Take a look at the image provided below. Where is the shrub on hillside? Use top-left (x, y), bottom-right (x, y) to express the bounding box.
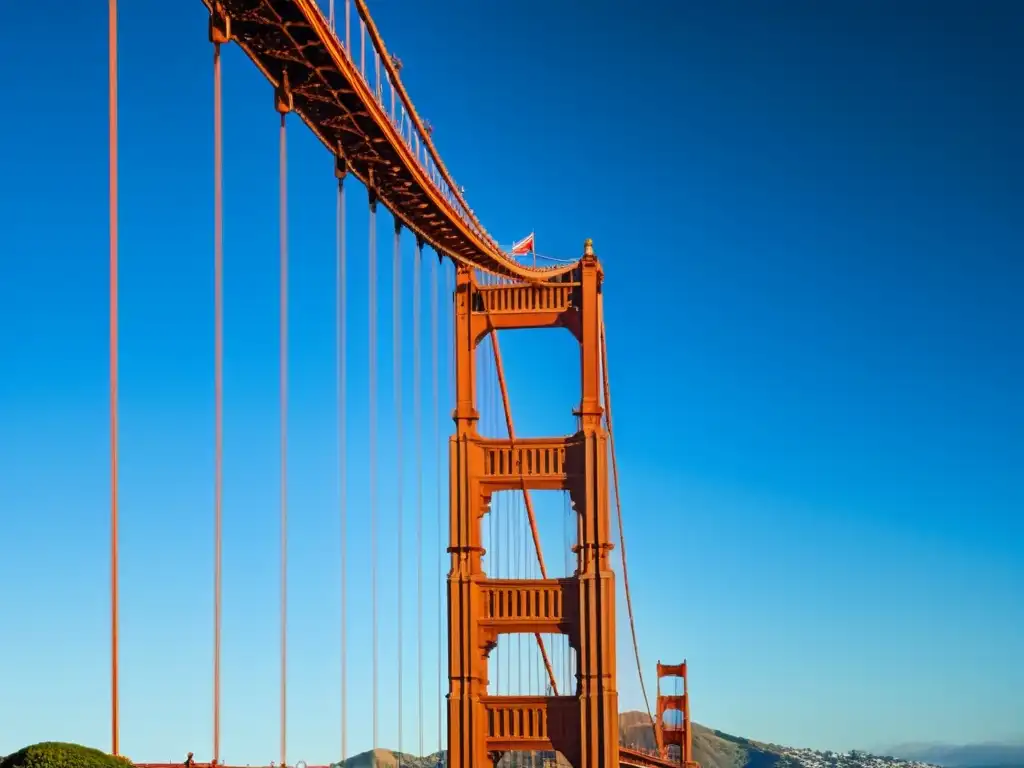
top-left (1, 742), bottom-right (132, 768)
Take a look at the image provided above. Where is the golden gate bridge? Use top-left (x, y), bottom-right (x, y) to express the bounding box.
top-left (97, 1), bottom-right (699, 767)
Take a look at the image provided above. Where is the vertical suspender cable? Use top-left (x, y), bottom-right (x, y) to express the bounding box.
top-left (337, 177), bottom-right (348, 763)
top-left (278, 113), bottom-right (290, 768)
top-left (108, 0), bottom-right (119, 753)
top-left (513, 319), bottom-right (523, 695)
top-left (566, 494), bottom-right (572, 693)
top-left (375, 52), bottom-right (381, 103)
top-left (445, 263), bottom-right (455, 766)
top-left (393, 222), bottom-right (403, 768)
top-left (511, 402), bottom-right (520, 691)
top-left (501, 333), bottom-right (509, 693)
top-left (414, 241), bottom-right (424, 759)
top-left (389, 73), bottom-right (396, 123)
top-left (565, 492), bottom-right (571, 694)
top-left (360, 20), bottom-right (366, 78)
top-left (518, 444), bottom-right (524, 696)
top-left (431, 254), bottom-right (442, 760)
top-left (490, 331), bottom-right (559, 695)
top-left (213, 38), bottom-right (224, 768)
top-left (368, 195), bottom-right (379, 755)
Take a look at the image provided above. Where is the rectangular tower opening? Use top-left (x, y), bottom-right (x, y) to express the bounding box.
top-left (482, 490), bottom-right (577, 581)
top-left (474, 328), bottom-right (582, 441)
top-left (487, 632), bottom-right (576, 698)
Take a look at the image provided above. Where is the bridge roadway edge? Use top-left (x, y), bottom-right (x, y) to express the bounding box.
top-left (136, 748), bottom-right (679, 768)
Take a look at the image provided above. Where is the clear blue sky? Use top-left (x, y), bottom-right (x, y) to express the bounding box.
top-left (1, 0), bottom-right (1021, 762)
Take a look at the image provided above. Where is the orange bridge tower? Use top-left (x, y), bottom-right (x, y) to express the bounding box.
top-left (655, 662), bottom-right (697, 767)
top-left (446, 240), bottom-right (619, 768)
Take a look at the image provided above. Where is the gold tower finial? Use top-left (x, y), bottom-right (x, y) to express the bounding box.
top-left (583, 238), bottom-right (594, 257)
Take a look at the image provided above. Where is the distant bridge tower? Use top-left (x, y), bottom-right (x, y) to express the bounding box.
top-left (446, 241), bottom-right (619, 768)
top-left (655, 662), bottom-right (697, 767)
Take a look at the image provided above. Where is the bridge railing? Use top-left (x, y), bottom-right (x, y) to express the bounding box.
top-left (480, 578), bottom-right (569, 623)
top-left (619, 745), bottom-right (690, 768)
top-left (319, 0), bottom-right (497, 251)
top-left (476, 280), bottom-right (579, 315)
top-left (481, 439), bottom-right (570, 480)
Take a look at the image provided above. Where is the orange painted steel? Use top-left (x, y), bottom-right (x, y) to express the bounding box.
top-left (276, 109), bottom-right (291, 768)
top-left (655, 662), bottom-right (698, 768)
top-left (104, 3), bottom-right (682, 766)
top-left (367, 198), bottom-right (379, 751)
top-left (211, 20), bottom-right (227, 763)
top-left (200, 0), bottom-right (573, 280)
top-left (392, 221), bottom-right (405, 762)
top-left (335, 173), bottom-right (349, 765)
top-left (447, 241), bottom-right (618, 768)
top-left (108, 0), bottom-right (120, 754)
top-left (414, 239), bottom-right (425, 758)
top-left (432, 248), bottom-right (444, 758)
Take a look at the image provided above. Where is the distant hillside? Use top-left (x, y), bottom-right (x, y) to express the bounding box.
top-left (336, 725), bottom-right (1024, 768)
top-left (340, 714), bottom-right (959, 768)
top-left (619, 711), bottom-right (944, 768)
top-left (620, 710), bottom-right (786, 768)
top-left (332, 749), bottom-right (437, 768)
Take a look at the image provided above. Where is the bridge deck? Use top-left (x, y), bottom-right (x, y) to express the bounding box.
top-left (202, 0), bottom-right (573, 280)
top-left (619, 746), bottom-right (686, 768)
top-left (137, 747), bottom-right (681, 768)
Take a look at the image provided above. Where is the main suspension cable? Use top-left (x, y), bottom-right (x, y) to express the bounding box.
top-left (213, 38), bottom-right (224, 767)
top-left (336, 175), bottom-right (348, 763)
top-left (368, 194), bottom-right (379, 755)
top-left (278, 113), bottom-right (290, 768)
top-left (598, 297), bottom-right (654, 731)
top-left (393, 220), bottom-right (404, 768)
top-left (108, 0), bottom-right (120, 753)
